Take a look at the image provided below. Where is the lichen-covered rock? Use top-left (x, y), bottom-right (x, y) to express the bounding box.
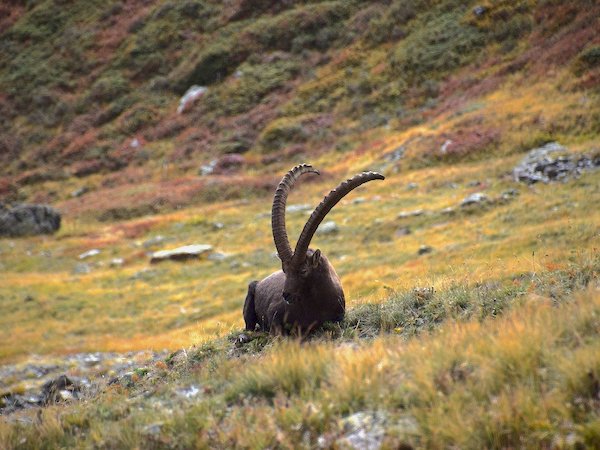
top-left (0, 204), bottom-right (61, 237)
top-left (40, 375), bottom-right (81, 405)
top-left (513, 142), bottom-right (599, 184)
top-left (337, 411), bottom-right (387, 450)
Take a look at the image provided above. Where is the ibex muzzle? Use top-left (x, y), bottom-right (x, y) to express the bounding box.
top-left (243, 164), bottom-right (384, 334)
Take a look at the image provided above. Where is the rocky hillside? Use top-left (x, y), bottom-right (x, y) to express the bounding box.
top-left (1, 0), bottom-right (598, 219)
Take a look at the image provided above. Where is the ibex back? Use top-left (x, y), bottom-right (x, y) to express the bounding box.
top-left (243, 164), bottom-right (384, 334)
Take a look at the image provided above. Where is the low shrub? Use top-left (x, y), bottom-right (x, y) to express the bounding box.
top-left (87, 72), bottom-right (129, 103)
top-left (389, 11), bottom-right (485, 82)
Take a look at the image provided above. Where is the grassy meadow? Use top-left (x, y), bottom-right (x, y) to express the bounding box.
top-left (0, 0), bottom-right (599, 447)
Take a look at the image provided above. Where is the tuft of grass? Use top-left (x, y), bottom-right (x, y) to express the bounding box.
top-left (226, 341), bottom-right (332, 401)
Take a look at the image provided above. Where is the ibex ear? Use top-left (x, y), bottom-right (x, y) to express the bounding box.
top-left (310, 249), bottom-right (321, 268)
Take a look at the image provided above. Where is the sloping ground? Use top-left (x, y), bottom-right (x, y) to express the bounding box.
top-left (0, 156), bottom-right (598, 361)
top-left (0, 0), bottom-right (598, 219)
top-left (1, 266), bottom-right (598, 448)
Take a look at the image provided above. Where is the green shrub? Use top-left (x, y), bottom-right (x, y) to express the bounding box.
top-left (389, 11), bottom-right (485, 81)
top-left (172, 35), bottom-right (249, 93)
top-left (363, 0), bottom-right (422, 45)
top-left (246, 1), bottom-right (355, 53)
top-left (88, 72), bottom-right (129, 103)
top-left (257, 116), bottom-right (310, 152)
top-left (5, 1), bottom-right (68, 42)
top-left (576, 46), bottom-right (600, 72)
top-left (202, 58), bottom-right (300, 116)
top-left (119, 106), bottom-right (159, 134)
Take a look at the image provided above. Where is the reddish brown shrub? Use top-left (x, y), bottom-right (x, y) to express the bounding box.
top-left (433, 126), bottom-right (501, 161)
top-left (212, 154), bottom-right (245, 174)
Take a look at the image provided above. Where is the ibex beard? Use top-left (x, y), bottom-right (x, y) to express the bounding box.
top-left (243, 164), bottom-right (384, 335)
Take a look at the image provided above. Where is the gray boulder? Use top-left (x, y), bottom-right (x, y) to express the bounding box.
top-left (0, 204), bottom-right (61, 237)
top-left (513, 142), bottom-right (599, 184)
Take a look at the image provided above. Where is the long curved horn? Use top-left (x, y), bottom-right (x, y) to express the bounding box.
top-left (290, 171), bottom-right (384, 269)
top-left (272, 164), bottom-right (320, 271)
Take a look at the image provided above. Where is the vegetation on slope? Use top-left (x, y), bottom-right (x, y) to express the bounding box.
top-left (1, 0), bottom-right (598, 217)
top-left (1, 258), bottom-right (598, 448)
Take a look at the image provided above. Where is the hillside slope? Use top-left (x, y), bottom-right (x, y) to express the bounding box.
top-left (1, 0), bottom-right (599, 218)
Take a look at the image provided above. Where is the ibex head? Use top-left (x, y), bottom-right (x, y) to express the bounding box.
top-left (243, 164), bottom-right (384, 333)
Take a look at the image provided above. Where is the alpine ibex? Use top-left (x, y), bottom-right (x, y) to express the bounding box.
top-left (243, 164), bottom-right (384, 334)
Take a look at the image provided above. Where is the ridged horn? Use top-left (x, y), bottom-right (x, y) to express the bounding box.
top-left (290, 171), bottom-right (384, 269)
top-left (272, 164), bottom-right (320, 271)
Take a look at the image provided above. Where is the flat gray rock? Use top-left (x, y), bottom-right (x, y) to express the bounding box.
top-left (461, 192), bottom-right (488, 207)
top-left (150, 244), bottom-right (213, 264)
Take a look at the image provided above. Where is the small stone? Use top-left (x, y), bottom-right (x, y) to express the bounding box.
top-left (58, 390), bottom-right (74, 401)
top-left (418, 245), bottom-right (433, 255)
top-left (352, 197), bottom-right (366, 205)
top-left (236, 333), bottom-right (252, 346)
top-left (501, 189), bottom-right (519, 200)
top-left (316, 221), bottom-right (339, 235)
top-left (473, 5), bottom-right (487, 17)
top-left (130, 268), bottom-right (157, 280)
top-left (397, 209), bottom-right (424, 219)
top-left (406, 182), bottom-right (418, 190)
top-left (41, 375), bottom-right (80, 405)
top-left (337, 411), bottom-right (387, 450)
top-left (199, 160), bottom-right (217, 176)
top-left (177, 85), bottom-right (207, 114)
top-left (73, 263), bottom-right (91, 274)
top-left (441, 207), bottom-right (455, 215)
top-left (461, 192), bottom-right (488, 207)
top-left (142, 235), bottom-right (167, 248)
top-left (143, 422), bottom-right (163, 436)
top-left (207, 252), bottom-right (230, 262)
top-left (383, 145), bottom-right (405, 163)
top-left (79, 249), bottom-right (100, 259)
top-left (440, 139), bottom-right (452, 155)
top-left (286, 204), bottom-right (312, 213)
top-left (71, 187), bottom-right (88, 198)
top-left (395, 227), bottom-right (411, 237)
top-left (175, 385), bottom-right (200, 399)
top-left (110, 258), bottom-right (124, 267)
top-left (82, 354), bottom-right (101, 367)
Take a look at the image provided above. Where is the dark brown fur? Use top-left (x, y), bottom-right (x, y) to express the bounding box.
top-left (242, 165), bottom-right (383, 335)
top-left (244, 249), bottom-right (345, 334)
